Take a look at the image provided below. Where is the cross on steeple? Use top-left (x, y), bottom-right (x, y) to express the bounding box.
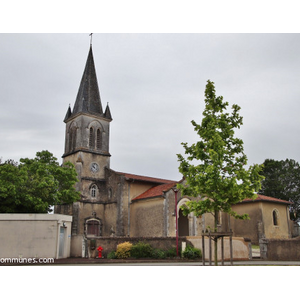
top-left (89, 33), bottom-right (93, 45)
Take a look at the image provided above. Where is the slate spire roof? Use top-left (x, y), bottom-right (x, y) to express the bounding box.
top-left (64, 45), bottom-right (112, 122)
top-left (104, 102), bottom-right (112, 120)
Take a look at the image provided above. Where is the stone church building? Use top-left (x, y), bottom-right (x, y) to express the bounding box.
top-left (55, 45), bottom-right (293, 257)
top-left (54, 45), bottom-right (182, 256)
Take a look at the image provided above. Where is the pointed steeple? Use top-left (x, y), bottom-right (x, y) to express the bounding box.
top-left (104, 103), bottom-right (112, 120)
top-left (71, 46), bottom-right (103, 117)
top-left (64, 105), bottom-right (72, 122)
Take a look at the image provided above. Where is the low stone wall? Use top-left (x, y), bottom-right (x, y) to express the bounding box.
top-left (78, 235), bottom-right (250, 259)
top-left (84, 236), bottom-right (190, 258)
top-left (187, 236), bottom-right (251, 261)
top-left (260, 237), bottom-right (300, 260)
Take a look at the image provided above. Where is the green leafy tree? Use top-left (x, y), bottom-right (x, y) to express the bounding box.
top-left (259, 158), bottom-right (300, 221)
top-left (0, 150), bottom-right (80, 213)
top-left (177, 80), bottom-right (263, 265)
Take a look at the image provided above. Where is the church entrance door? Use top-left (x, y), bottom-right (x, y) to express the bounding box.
top-left (178, 209), bottom-right (189, 236)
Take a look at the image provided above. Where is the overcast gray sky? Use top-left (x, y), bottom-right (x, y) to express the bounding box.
top-left (1, 33), bottom-right (300, 180)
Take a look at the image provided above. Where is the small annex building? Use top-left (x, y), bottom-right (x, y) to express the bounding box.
top-left (229, 194), bottom-right (292, 244)
top-left (0, 214), bottom-right (72, 260)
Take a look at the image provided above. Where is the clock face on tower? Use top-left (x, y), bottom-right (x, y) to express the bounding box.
top-left (90, 162), bottom-right (99, 173)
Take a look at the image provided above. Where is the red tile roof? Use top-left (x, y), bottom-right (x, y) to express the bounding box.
top-left (132, 182), bottom-right (177, 201)
top-left (116, 171), bottom-right (177, 184)
top-left (240, 194), bottom-right (291, 205)
top-left (132, 187), bottom-right (292, 205)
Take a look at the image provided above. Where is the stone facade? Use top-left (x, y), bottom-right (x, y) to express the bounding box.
top-left (55, 170), bottom-right (177, 257)
top-left (130, 188), bottom-right (293, 246)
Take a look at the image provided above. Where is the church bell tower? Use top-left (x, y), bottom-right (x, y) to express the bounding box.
top-left (62, 45), bottom-right (112, 201)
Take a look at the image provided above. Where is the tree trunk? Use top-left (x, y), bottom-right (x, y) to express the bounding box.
top-left (214, 210), bottom-right (218, 266)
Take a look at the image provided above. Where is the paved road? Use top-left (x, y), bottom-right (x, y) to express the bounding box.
top-left (71, 262), bottom-right (300, 266)
top-left (50, 258), bottom-right (300, 266)
top-left (3, 257), bottom-right (299, 266)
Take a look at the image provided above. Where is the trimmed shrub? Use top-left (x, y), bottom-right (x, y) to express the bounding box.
top-left (107, 251), bottom-right (116, 259)
top-left (152, 248), bottom-right (167, 259)
top-left (182, 245), bottom-right (201, 259)
top-left (115, 242), bottom-right (133, 259)
top-left (165, 247), bottom-right (179, 258)
top-left (131, 241), bottom-right (154, 258)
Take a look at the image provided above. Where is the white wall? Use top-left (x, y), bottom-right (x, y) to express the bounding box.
top-left (0, 214), bottom-right (72, 259)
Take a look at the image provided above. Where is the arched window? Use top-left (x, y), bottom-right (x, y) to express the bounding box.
top-left (178, 208), bottom-right (189, 236)
top-left (89, 127), bottom-right (95, 149)
top-left (86, 219), bottom-right (101, 236)
top-left (91, 185), bottom-right (97, 198)
top-left (273, 209), bottom-right (279, 226)
top-left (68, 127), bottom-right (77, 152)
top-left (72, 128), bottom-right (77, 150)
top-left (97, 129), bottom-right (102, 150)
top-left (69, 132), bottom-right (72, 152)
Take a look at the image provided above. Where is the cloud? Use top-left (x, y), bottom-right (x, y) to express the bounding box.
top-left (1, 33), bottom-right (300, 180)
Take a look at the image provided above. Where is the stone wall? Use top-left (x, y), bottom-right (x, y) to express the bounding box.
top-left (260, 237), bottom-right (300, 260)
top-left (187, 236), bottom-right (251, 261)
top-left (130, 198), bottom-right (165, 237)
top-left (230, 202), bottom-right (263, 244)
top-left (83, 236), bottom-right (189, 258)
top-left (76, 235), bottom-right (251, 260)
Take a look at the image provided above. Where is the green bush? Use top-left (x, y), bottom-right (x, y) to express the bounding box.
top-left (115, 242), bottom-right (133, 259)
top-left (152, 248), bottom-right (167, 259)
top-left (165, 247), bottom-right (180, 258)
top-left (182, 245), bottom-right (201, 259)
top-left (107, 251), bottom-right (116, 259)
top-left (131, 241), bottom-right (154, 258)
top-left (108, 242), bottom-right (187, 260)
